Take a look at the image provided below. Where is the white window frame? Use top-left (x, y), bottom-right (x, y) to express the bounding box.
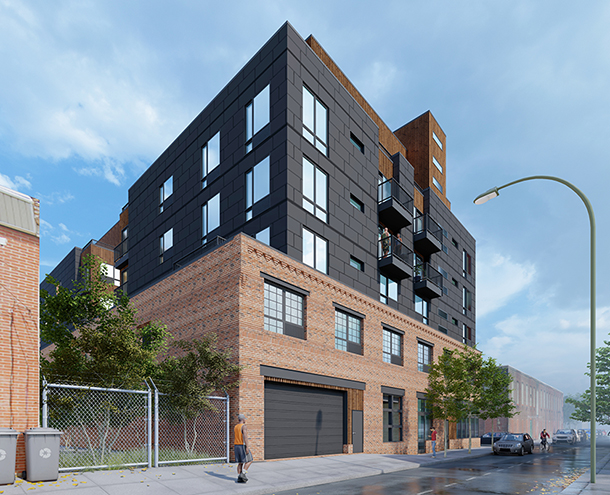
top-left (380, 274), bottom-right (398, 304)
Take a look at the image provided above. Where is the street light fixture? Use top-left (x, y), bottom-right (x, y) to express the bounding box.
top-left (474, 175), bottom-right (597, 483)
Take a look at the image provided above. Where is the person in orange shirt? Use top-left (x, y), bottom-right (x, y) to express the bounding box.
top-left (234, 414), bottom-right (253, 482)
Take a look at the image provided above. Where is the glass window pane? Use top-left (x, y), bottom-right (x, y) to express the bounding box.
top-left (164, 229), bottom-right (173, 250)
top-left (302, 228), bottom-right (314, 268)
top-left (388, 279), bottom-right (398, 301)
top-left (315, 100), bottom-right (327, 144)
top-left (303, 87), bottom-right (314, 131)
top-left (254, 85), bottom-right (270, 134)
top-left (392, 427), bottom-right (401, 442)
top-left (303, 157), bottom-right (314, 201)
top-left (202, 144), bottom-right (208, 177)
top-left (246, 170), bottom-right (253, 209)
top-left (254, 156), bottom-right (270, 203)
top-left (246, 102), bottom-right (253, 141)
top-left (380, 274), bottom-right (387, 298)
top-left (208, 132), bottom-right (220, 172)
top-left (202, 204), bottom-right (207, 237)
top-left (255, 227), bottom-right (270, 245)
top-left (208, 193), bottom-right (220, 232)
top-left (315, 235), bottom-right (327, 273)
top-left (315, 167), bottom-right (327, 211)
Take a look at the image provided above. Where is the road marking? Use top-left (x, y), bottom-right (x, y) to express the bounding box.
top-left (483, 472), bottom-right (491, 476)
top-left (416, 491), bottom-right (433, 495)
top-left (445, 483), bottom-right (457, 487)
top-left (466, 476), bottom-right (476, 480)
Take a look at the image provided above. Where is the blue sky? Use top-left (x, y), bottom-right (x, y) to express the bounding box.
top-left (1, 1), bottom-right (609, 398)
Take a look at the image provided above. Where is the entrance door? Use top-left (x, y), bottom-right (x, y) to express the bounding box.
top-left (352, 410), bottom-right (363, 453)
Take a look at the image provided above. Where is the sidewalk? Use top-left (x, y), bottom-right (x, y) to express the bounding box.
top-left (561, 451), bottom-right (610, 494)
top-left (0, 447), bottom-right (492, 495)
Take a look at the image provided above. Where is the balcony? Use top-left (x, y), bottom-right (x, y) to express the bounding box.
top-left (413, 263), bottom-right (443, 299)
top-left (114, 238), bottom-right (128, 268)
top-left (378, 234), bottom-right (413, 280)
top-left (413, 213), bottom-right (442, 256)
top-left (378, 178), bottom-right (413, 231)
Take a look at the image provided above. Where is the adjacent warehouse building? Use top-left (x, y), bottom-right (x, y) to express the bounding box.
top-left (43, 22), bottom-right (478, 457)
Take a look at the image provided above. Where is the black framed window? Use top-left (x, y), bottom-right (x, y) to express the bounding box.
top-left (302, 156), bottom-right (328, 222)
top-left (159, 176), bottom-right (173, 213)
top-left (335, 310), bottom-right (362, 355)
top-left (264, 281), bottom-right (305, 339)
top-left (245, 85), bottom-right (270, 152)
top-left (417, 342), bottom-right (432, 372)
top-left (246, 156), bottom-right (270, 221)
top-left (201, 132), bottom-right (220, 189)
top-left (383, 394), bottom-right (402, 442)
top-left (417, 398), bottom-right (431, 453)
top-left (382, 328), bottom-right (402, 365)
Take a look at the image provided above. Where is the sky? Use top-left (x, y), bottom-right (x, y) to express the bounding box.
top-left (1, 0), bottom-right (609, 399)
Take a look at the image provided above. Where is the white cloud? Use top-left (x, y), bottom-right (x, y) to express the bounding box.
top-left (476, 249), bottom-right (536, 317)
top-left (39, 218), bottom-right (81, 245)
top-left (0, 173), bottom-right (32, 191)
top-left (36, 191), bottom-right (74, 205)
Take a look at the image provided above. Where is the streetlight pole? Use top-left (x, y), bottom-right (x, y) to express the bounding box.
top-left (474, 175), bottom-right (596, 483)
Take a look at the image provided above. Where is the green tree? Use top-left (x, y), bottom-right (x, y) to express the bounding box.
top-left (475, 358), bottom-right (517, 450)
top-left (566, 341), bottom-right (610, 424)
top-left (40, 254), bottom-right (168, 388)
top-left (156, 335), bottom-right (243, 456)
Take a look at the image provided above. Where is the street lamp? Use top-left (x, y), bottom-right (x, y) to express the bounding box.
top-left (474, 175), bottom-right (597, 483)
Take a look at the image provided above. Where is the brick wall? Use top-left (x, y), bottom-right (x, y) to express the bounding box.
top-left (0, 220), bottom-right (40, 473)
top-left (132, 233), bottom-right (470, 459)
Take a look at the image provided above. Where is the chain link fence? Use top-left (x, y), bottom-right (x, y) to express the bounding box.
top-left (42, 381), bottom-right (229, 471)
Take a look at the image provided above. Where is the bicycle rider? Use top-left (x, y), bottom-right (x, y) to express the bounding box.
top-left (540, 428), bottom-right (550, 450)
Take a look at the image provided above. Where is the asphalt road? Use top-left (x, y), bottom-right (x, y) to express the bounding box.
top-left (268, 439), bottom-right (610, 495)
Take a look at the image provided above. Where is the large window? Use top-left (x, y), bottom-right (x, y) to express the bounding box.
top-left (302, 156), bottom-right (328, 222)
top-left (457, 417), bottom-right (479, 439)
top-left (383, 394), bottom-right (402, 442)
top-left (302, 228), bottom-right (327, 273)
top-left (159, 228), bottom-right (173, 263)
top-left (463, 287), bottom-right (472, 315)
top-left (463, 250), bottom-right (472, 278)
top-left (201, 132), bottom-right (220, 188)
top-left (246, 156), bottom-right (270, 220)
top-left (246, 85), bottom-right (270, 152)
top-left (417, 342), bottom-right (432, 373)
top-left (159, 176), bottom-right (173, 213)
top-left (432, 156), bottom-right (443, 174)
top-left (417, 398), bottom-right (431, 453)
top-left (414, 295), bottom-right (429, 324)
top-left (335, 310), bottom-right (362, 355)
top-left (380, 274), bottom-right (398, 304)
top-left (302, 86), bottom-right (328, 154)
top-left (432, 131), bottom-right (443, 150)
top-left (463, 324), bottom-right (472, 344)
top-left (382, 328), bottom-right (402, 365)
top-left (202, 193), bottom-right (220, 243)
top-left (264, 281), bottom-right (305, 339)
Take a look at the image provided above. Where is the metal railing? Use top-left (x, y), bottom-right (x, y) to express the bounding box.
top-left (114, 238), bottom-right (128, 262)
top-left (413, 213), bottom-right (443, 242)
top-left (42, 381), bottom-right (229, 471)
top-left (413, 262), bottom-right (443, 288)
top-left (378, 178), bottom-right (414, 211)
top-left (378, 234), bottom-right (413, 266)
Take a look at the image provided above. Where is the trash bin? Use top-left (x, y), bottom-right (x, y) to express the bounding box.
top-left (0, 428), bottom-right (18, 485)
top-left (24, 428), bottom-right (63, 482)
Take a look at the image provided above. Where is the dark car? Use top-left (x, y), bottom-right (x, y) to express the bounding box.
top-left (493, 433), bottom-right (535, 455)
top-left (481, 432), bottom-right (509, 445)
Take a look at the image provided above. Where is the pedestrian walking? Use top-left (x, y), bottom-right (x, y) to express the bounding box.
top-left (234, 414), bottom-right (253, 483)
top-left (430, 426), bottom-right (437, 458)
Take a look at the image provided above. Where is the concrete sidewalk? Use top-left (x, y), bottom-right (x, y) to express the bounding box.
top-left (560, 451), bottom-right (610, 494)
top-left (0, 447), bottom-right (492, 495)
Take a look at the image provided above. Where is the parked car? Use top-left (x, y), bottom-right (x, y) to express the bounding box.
top-left (493, 433), bottom-right (535, 456)
top-left (553, 429), bottom-right (577, 444)
top-left (481, 432), bottom-right (509, 445)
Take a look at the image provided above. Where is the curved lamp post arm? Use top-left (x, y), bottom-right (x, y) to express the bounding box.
top-left (474, 175), bottom-right (596, 483)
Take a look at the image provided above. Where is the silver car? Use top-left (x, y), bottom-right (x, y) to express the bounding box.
top-left (553, 429), bottom-right (577, 444)
top-left (493, 433), bottom-right (535, 456)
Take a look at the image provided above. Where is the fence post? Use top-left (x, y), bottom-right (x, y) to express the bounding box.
top-left (41, 377), bottom-right (48, 428)
top-left (146, 381), bottom-right (152, 468)
top-left (150, 379), bottom-right (159, 468)
top-left (225, 391), bottom-right (230, 463)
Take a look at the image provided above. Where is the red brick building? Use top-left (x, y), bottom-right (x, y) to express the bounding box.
top-left (479, 365), bottom-right (563, 438)
top-left (0, 185), bottom-right (40, 473)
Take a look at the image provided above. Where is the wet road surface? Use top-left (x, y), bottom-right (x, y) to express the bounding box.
top-left (267, 440), bottom-right (610, 495)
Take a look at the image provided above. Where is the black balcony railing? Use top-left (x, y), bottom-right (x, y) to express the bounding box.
top-left (378, 178), bottom-right (414, 211)
top-left (114, 238), bottom-right (128, 263)
top-left (413, 213), bottom-right (442, 242)
top-left (413, 262), bottom-right (443, 288)
top-left (378, 234), bottom-right (413, 266)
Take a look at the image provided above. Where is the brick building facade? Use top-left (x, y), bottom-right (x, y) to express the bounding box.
top-left (45, 22), bottom-right (479, 458)
top-left (479, 366), bottom-right (563, 438)
top-left (0, 185), bottom-right (40, 473)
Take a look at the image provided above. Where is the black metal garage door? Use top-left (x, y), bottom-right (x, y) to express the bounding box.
top-left (264, 381), bottom-right (345, 459)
